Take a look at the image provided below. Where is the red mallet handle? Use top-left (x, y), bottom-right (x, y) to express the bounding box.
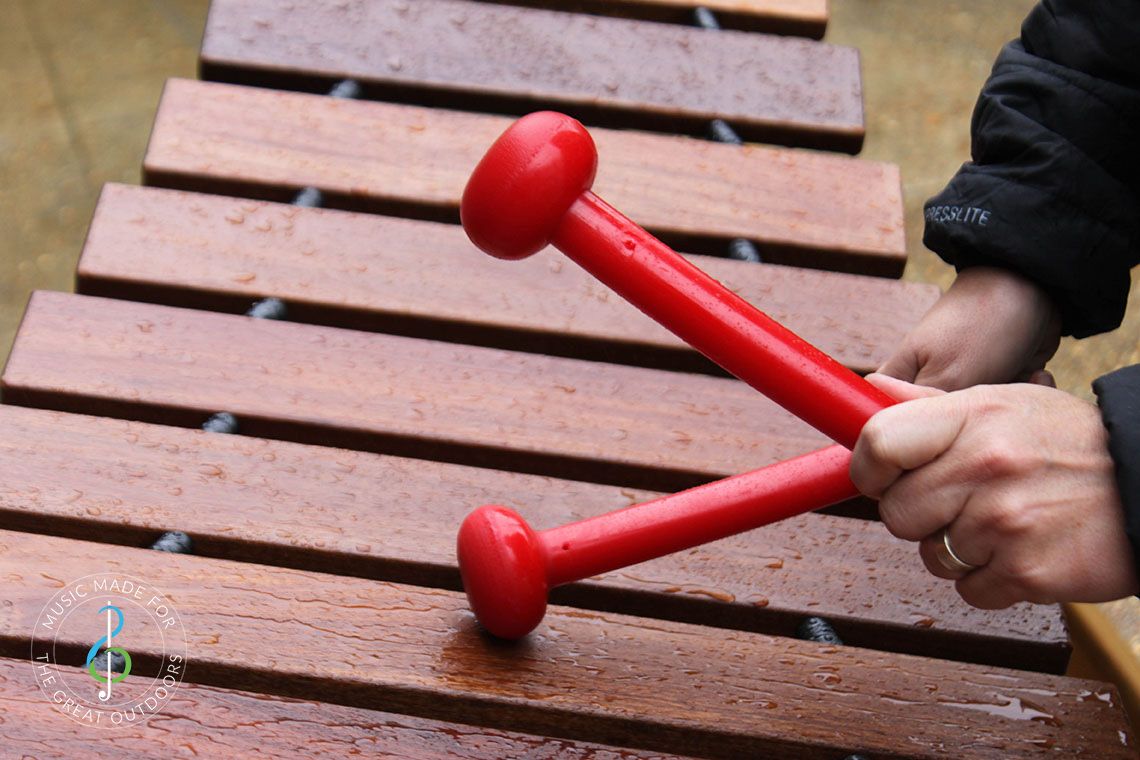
top-left (458, 444), bottom-right (855, 639)
top-left (461, 112), bottom-right (895, 449)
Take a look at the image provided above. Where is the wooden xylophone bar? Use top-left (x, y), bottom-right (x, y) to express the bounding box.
top-left (0, 1), bottom-right (1133, 757)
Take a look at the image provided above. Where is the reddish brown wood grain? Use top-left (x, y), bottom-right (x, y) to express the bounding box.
top-left (0, 532), bottom-right (1130, 759)
top-left (0, 658), bottom-right (688, 759)
top-left (469, 0), bottom-right (829, 37)
top-left (77, 184), bottom-right (938, 376)
top-left (0, 656), bottom-right (684, 756)
top-left (200, 0), bottom-right (856, 151)
top-left (0, 405), bottom-right (1070, 673)
top-left (2, 291), bottom-right (834, 493)
top-left (142, 79), bottom-right (906, 276)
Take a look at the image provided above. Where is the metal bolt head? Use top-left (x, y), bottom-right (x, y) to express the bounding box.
top-left (291, 186), bottom-right (324, 208)
top-left (246, 297), bottom-right (289, 321)
top-left (89, 649), bottom-right (127, 673)
top-left (727, 238), bottom-right (762, 263)
top-left (796, 616), bottom-right (844, 645)
top-left (707, 119), bottom-right (743, 145)
top-left (150, 531), bottom-right (194, 554)
top-left (693, 7), bottom-right (721, 30)
top-left (328, 78), bottom-right (362, 99)
top-left (202, 412), bottom-right (240, 434)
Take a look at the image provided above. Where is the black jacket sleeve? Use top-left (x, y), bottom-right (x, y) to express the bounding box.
top-left (922, 0), bottom-right (1140, 339)
top-left (1093, 365), bottom-right (1140, 580)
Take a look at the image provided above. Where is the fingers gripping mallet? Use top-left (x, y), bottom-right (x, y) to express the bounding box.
top-left (458, 112), bottom-right (896, 638)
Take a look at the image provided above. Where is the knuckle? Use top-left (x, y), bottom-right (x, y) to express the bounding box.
top-left (848, 456), bottom-right (875, 497)
top-left (1004, 550), bottom-right (1051, 589)
top-left (851, 423), bottom-right (896, 497)
top-left (981, 494), bottom-right (1034, 538)
top-left (860, 418), bottom-right (894, 464)
top-left (962, 385), bottom-right (1006, 415)
top-left (975, 553), bottom-right (1055, 607)
top-left (879, 495), bottom-right (924, 542)
top-left (973, 436), bottom-right (1033, 479)
top-left (960, 585), bottom-right (1014, 610)
top-left (877, 497), bottom-right (909, 540)
top-left (1004, 562), bottom-right (1052, 605)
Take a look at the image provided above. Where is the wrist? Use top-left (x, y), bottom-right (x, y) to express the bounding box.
top-left (952, 265), bottom-right (1061, 365)
top-left (952, 266), bottom-right (1058, 321)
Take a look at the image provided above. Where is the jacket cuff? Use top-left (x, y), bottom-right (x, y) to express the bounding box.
top-left (923, 173), bottom-right (1131, 338)
top-left (1093, 365), bottom-right (1140, 581)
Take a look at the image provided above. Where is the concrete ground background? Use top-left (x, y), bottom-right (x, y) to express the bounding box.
top-left (1, 0), bottom-right (1138, 701)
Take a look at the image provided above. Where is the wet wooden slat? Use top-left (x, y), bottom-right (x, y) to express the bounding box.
top-left (0, 658), bottom-right (688, 759)
top-left (0, 405), bottom-right (1070, 672)
top-left (471, 0), bottom-right (829, 37)
top-left (76, 184), bottom-right (938, 376)
top-left (1, 290), bottom-right (833, 493)
top-left (142, 79), bottom-right (906, 277)
top-left (0, 532), bottom-right (1129, 759)
top-left (200, 0), bottom-right (858, 151)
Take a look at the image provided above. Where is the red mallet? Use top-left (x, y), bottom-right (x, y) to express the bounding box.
top-left (458, 112), bottom-right (899, 639)
top-left (461, 111), bottom-right (894, 450)
top-left (458, 444), bottom-right (855, 639)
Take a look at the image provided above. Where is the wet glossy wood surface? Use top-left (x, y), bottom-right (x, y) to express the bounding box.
top-left (143, 79), bottom-right (906, 276)
top-left (0, 531), bottom-right (1130, 759)
top-left (0, 658), bottom-right (685, 759)
top-left (2, 291), bottom-right (833, 493)
top-left (7, 1), bottom-right (1133, 753)
top-left (0, 405), bottom-right (1069, 673)
top-left (200, 0), bottom-right (860, 151)
top-left (77, 184), bottom-right (938, 376)
top-left (468, 0), bottom-right (829, 36)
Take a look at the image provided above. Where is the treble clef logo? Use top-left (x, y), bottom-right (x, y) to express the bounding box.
top-left (85, 604), bottom-right (132, 702)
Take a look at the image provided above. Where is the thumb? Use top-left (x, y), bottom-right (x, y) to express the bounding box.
top-left (864, 372), bottom-right (946, 402)
top-left (876, 349), bottom-right (919, 383)
top-left (849, 390), bottom-right (966, 498)
top-left (1027, 369), bottom-right (1056, 388)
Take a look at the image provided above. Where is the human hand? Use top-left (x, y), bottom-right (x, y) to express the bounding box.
top-left (879, 266), bottom-right (1062, 391)
top-left (850, 374), bottom-right (1138, 608)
